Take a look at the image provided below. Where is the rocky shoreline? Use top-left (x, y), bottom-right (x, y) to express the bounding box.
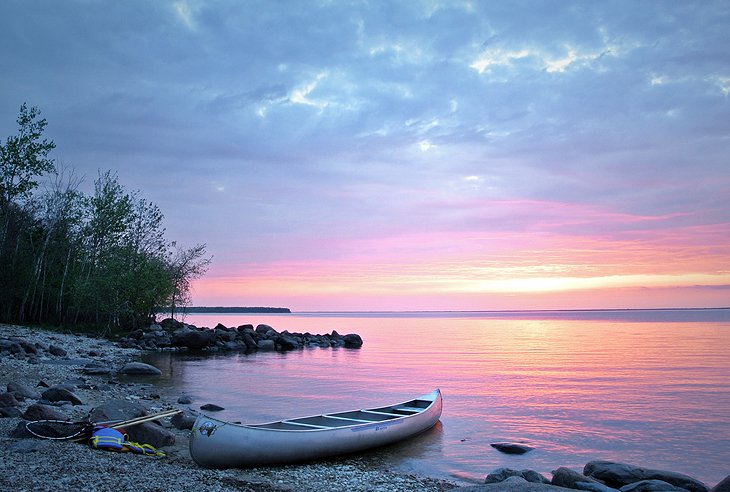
top-left (1, 323), bottom-right (728, 492)
top-left (117, 318), bottom-right (364, 352)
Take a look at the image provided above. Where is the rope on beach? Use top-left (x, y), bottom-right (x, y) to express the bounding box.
top-left (25, 409), bottom-right (181, 442)
top-left (25, 420), bottom-right (95, 440)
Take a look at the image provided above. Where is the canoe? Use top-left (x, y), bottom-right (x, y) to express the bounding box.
top-left (189, 389), bottom-right (442, 468)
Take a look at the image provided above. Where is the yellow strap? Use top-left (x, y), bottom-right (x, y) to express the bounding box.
top-left (123, 440), bottom-right (166, 457)
top-left (90, 435), bottom-right (124, 449)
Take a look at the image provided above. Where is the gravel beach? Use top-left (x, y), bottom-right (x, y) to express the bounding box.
top-left (0, 323), bottom-right (458, 492)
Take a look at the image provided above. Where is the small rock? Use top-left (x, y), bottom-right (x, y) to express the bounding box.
top-left (200, 403), bottom-right (225, 411)
top-left (490, 442), bottom-right (534, 454)
top-left (10, 421), bottom-right (34, 438)
top-left (0, 407), bottom-right (22, 418)
top-left (0, 392), bottom-right (20, 407)
top-left (7, 381), bottom-right (42, 400)
top-left (171, 410), bottom-right (197, 430)
top-left (82, 363), bottom-right (113, 375)
top-left (118, 362), bottom-right (162, 376)
top-left (177, 394), bottom-right (192, 404)
top-left (8, 440), bottom-right (50, 453)
top-left (48, 345), bottom-right (67, 356)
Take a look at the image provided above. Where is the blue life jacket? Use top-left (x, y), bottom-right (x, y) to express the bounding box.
top-left (90, 426), bottom-right (125, 451)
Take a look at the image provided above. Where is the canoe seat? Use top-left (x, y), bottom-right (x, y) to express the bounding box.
top-left (281, 420), bottom-right (330, 429)
top-left (391, 406), bottom-right (421, 414)
top-left (325, 415), bottom-right (372, 424)
top-left (361, 410), bottom-right (402, 418)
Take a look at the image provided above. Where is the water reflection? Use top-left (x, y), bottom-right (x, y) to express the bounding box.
top-left (142, 312), bottom-right (730, 486)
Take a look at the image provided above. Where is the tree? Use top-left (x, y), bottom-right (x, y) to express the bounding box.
top-left (0, 104), bottom-right (56, 320)
top-left (168, 243), bottom-right (211, 318)
top-left (0, 103), bottom-right (55, 243)
top-left (0, 105), bottom-right (212, 332)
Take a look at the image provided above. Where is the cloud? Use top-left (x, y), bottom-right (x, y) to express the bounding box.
top-left (1, 0), bottom-right (729, 309)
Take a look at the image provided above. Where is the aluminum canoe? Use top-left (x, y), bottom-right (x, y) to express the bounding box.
top-left (189, 389), bottom-right (442, 468)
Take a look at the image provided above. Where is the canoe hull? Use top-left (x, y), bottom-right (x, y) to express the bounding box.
top-left (189, 389), bottom-right (442, 468)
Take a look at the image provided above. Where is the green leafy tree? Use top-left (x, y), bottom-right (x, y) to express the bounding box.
top-left (168, 242), bottom-right (211, 318)
top-left (0, 104), bottom-right (56, 319)
top-left (0, 104), bottom-right (55, 241)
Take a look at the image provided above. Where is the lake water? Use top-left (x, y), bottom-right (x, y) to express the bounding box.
top-left (143, 309), bottom-right (730, 486)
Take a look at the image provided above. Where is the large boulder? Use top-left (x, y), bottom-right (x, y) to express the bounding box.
top-left (343, 334), bottom-right (363, 348)
top-left (41, 386), bottom-right (83, 405)
top-left (712, 476), bottom-right (730, 492)
top-left (577, 483), bottom-right (620, 492)
top-left (158, 318), bottom-right (183, 331)
top-left (276, 333), bottom-right (301, 350)
top-left (257, 339), bottom-right (275, 350)
top-left (552, 467), bottom-right (605, 489)
top-left (485, 468), bottom-right (550, 484)
top-left (171, 327), bottom-right (215, 349)
top-left (215, 327), bottom-right (237, 343)
top-left (584, 461), bottom-right (709, 492)
top-left (125, 421), bottom-right (175, 449)
top-left (22, 403), bottom-right (70, 421)
top-left (240, 332), bottom-right (257, 351)
top-left (620, 480), bottom-right (687, 491)
top-left (88, 399), bottom-right (147, 423)
top-left (255, 324), bottom-right (275, 336)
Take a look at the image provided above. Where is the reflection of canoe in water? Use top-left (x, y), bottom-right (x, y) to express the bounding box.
top-left (189, 389), bottom-right (442, 468)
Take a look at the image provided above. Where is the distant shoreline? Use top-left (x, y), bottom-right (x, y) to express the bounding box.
top-left (171, 306), bottom-right (728, 315)
top-left (169, 306), bottom-right (291, 314)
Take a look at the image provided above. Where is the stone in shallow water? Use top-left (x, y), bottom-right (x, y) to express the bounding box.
top-left (584, 461), bottom-right (709, 492)
top-left (485, 468), bottom-right (549, 484)
top-left (490, 442), bottom-right (534, 454)
top-left (620, 479), bottom-right (688, 492)
top-left (200, 403), bottom-right (225, 411)
top-left (118, 362), bottom-right (162, 376)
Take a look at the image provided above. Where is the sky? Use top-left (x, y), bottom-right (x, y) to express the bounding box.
top-left (1, 1), bottom-right (729, 311)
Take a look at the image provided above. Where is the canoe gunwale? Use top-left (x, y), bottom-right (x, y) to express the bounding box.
top-left (197, 388), bottom-right (441, 433)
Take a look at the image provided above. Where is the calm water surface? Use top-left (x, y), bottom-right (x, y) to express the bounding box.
top-left (144, 309), bottom-right (730, 486)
